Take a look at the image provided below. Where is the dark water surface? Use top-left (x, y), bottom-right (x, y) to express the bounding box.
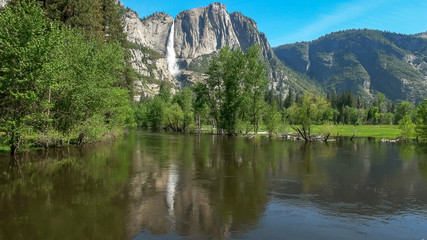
top-left (1, 131), bottom-right (427, 240)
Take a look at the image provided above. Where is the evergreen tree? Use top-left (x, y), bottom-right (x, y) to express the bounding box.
top-left (394, 101), bottom-right (415, 124)
top-left (284, 90), bottom-right (294, 109)
top-left (101, 0), bottom-right (126, 44)
top-left (65, 0), bottom-right (104, 41)
top-left (415, 99), bottom-right (427, 139)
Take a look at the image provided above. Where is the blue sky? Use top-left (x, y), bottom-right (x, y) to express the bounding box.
top-left (121, 0), bottom-right (427, 47)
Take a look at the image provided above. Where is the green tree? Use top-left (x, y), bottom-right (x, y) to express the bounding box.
top-left (45, 27), bottom-right (131, 141)
top-left (164, 103), bottom-right (184, 131)
top-left (367, 107), bottom-right (380, 125)
top-left (65, 0), bottom-right (105, 41)
top-left (415, 99), bottom-right (427, 139)
top-left (147, 96), bottom-right (166, 130)
top-left (398, 115), bottom-right (415, 139)
top-left (192, 83), bottom-right (209, 132)
top-left (264, 103), bottom-right (282, 136)
top-left (133, 101), bottom-right (150, 128)
top-left (0, 0), bottom-right (54, 153)
top-left (377, 92), bottom-right (386, 110)
top-left (343, 106), bottom-right (358, 125)
top-left (284, 90), bottom-right (294, 109)
top-left (242, 45), bottom-right (268, 134)
top-left (158, 82), bottom-right (172, 103)
top-left (101, 0), bottom-right (127, 44)
top-left (204, 46), bottom-right (267, 135)
top-left (173, 87), bottom-right (194, 131)
top-left (288, 94), bottom-right (333, 142)
top-left (205, 48), bottom-right (227, 133)
top-left (220, 48), bottom-right (245, 135)
top-left (0, 0), bottom-right (133, 152)
top-left (394, 101), bottom-right (415, 124)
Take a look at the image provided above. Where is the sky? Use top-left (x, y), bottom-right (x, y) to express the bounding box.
top-left (120, 0), bottom-right (427, 47)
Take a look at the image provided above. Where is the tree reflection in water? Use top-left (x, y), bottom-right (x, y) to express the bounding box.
top-left (1, 131), bottom-right (426, 240)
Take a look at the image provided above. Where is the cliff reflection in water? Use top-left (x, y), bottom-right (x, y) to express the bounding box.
top-left (125, 132), bottom-right (427, 239)
top-left (1, 131), bottom-right (426, 240)
top-left (126, 134), bottom-right (269, 239)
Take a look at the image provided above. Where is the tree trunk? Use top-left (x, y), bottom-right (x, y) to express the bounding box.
top-left (350, 130), bottom-right (357, 141)
top-left (197, 114), bottom-right (201, 133)
top-left (9, 132), bottom-right (20, 155)
top-left (291, 125), bottom-right (309, 142)
top-left (324, 133), bottom-right (330, 142)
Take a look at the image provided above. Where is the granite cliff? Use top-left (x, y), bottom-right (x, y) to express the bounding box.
top-left (121, 2), bottom-right (320, 99)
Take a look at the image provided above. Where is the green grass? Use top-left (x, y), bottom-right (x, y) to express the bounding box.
top-left (200, 124), bottom-right (402, 139)
top-left (311, 125), bottom-right (401, 139)
top-left (0, 145), bottom-right (9, 152)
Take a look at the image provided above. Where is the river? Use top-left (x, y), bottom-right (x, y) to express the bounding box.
top-left (1, 131), bottom-right (426, 240)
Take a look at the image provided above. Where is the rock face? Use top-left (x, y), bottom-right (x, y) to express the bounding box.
top-left (121, 2), bottom-right (320, 99)
top-left (122, 10), bottom-right (177, 99)
top-left (123, 11), bottom-right (173, 55)
top-left (0, 0), bottom-right (9, 8)
top-left (174, 3), bottom-right (240, 66)
top-left (274, 29), bottom-right (427, 103)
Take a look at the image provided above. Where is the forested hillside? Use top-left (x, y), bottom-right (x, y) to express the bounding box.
top-left (274, 29), bottom-right (427, 103)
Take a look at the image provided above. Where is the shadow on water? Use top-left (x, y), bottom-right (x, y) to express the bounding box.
top-left (1, 131), bottom-right (427, 240)
top-left (0, 134), bottom-right (138, 240)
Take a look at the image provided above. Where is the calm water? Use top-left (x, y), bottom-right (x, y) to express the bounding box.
top-left (1, 131), bottom-right (427, 240)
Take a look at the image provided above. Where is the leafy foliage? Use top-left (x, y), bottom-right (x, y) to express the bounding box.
top-left (274, 29), bottom-right (427, 103)
top-left (415, 99), bottom-right (427, 139)
top-left (203, 46), bottom-right (268, 135)
top-left (288, 94), bottom-right (333, 141)
top-left (0, 0), bottom-right (133, 153)
top-left (399, 115), bottom-right (415, 139)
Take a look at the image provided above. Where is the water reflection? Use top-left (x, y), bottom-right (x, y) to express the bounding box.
top-left (1, 132), bottom-right (427, 240)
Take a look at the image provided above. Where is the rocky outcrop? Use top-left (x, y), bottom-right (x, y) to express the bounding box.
top-left (174, 3), bottom-right (240, 66)
top-left (115, 0), bottom-right (124, 8)
top-left (122, 10), bottom-right (178, 100)
top-left (121, 2), bottom-right (321, 99)
top-left (123, 11), bottom-right (173, 55)
top-left (0, 0), bottom-right (9, 8)
top-left (229, 12), bottom-right (274, 59)
top-left (130, 47), bottom-right (177, 100)
top-left (171, 3), bottom-right (316, 94)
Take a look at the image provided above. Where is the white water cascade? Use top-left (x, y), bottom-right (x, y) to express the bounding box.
top-left (166, 163), bottom-right (178, 230)
top-left (166, 21), bottom-right (180, 76)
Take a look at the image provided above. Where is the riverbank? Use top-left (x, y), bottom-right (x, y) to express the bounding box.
top-left (0, 128), bottom-right (127, 154)
top-left (0, 125), bottom-right (412, 153)
top-left (201, 124), bottom-right (402, 139)
top-left (310, 125), bottom-right (401, 139)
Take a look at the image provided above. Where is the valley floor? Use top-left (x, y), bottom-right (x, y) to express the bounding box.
top-left (201, 125), bottom-right (402, 139)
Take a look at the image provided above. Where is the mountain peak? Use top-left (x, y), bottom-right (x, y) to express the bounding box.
top-left (274, 29), bottom-right (427, 103)
top-left (417, 31), bottom-right (427, 39)
top-left (0, 0), bottom-right (9, 8)
top-left (143, 12), bottom-right (172, 22)
top-left (207, 2), bottom-right (227, 11)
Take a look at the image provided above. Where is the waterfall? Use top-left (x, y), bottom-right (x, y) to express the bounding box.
top-left (166, 21), bottom-right (180, 76)
top-left (166, 163), bottom-right (178, 230)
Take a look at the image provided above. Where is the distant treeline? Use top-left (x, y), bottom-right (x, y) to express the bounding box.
top-left (1, 1), bottom-right (426, 155)
top-left (134, 46), bottom-right (427, 141)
